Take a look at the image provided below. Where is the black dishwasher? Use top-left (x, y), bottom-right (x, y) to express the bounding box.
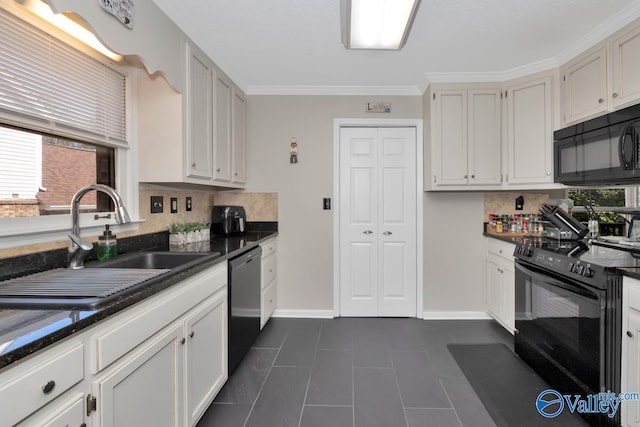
top-left (228, 246), bottom-right (262, 374)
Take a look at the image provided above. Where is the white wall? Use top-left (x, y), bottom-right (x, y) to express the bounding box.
top-left (246, 94), bottom-right (487, 316)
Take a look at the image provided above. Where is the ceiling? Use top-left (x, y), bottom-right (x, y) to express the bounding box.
top-left (151, 0), bottom-right (640, 95)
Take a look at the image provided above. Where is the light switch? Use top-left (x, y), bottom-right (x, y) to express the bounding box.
top-left (170, 197), bottom-right (178, 213)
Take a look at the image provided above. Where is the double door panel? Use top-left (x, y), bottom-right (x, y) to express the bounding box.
top-left (339, 127), bottom-right (416, 317)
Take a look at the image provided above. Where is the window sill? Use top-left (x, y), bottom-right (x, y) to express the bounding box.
top-left (0, 215), bottom-right (144, 250)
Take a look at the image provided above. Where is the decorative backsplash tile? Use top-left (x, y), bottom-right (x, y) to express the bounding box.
top-left (483, 191), bottom-right (562, 221)
top-left (213, 192), bottom-right (278, 221)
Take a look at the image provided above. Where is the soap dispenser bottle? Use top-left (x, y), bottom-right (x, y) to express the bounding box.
top-left (97, 224), bottom-right (118, 261)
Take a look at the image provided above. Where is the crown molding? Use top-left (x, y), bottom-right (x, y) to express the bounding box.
top-left (556, 1), bottom-right (640, 65)
top-left (245, 85), bottom-right (423, 96)
top-left (424, 57), bottom-right (560, 86)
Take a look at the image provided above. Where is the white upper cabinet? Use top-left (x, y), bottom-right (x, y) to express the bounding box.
top-left (561, 20), bottom-right (640, 125)
top-left (428, 86), bottom-right (501, 189)
top-left (505, 74), bottom-right (554, 185)
top-left (214, 71), bottom-right (232, 182)
top-left (137, 37), bottom-right (247, 189)
top-left (187, 42), bottom-right (214, 180)
top-left (562, 46), bottom-right (609, 124)
top-left (231, 88), bottom-right (247, 184)
top-left (612, 23), bottom-right (640, 109)
top-left (213, 72), bottom-right (247, 185)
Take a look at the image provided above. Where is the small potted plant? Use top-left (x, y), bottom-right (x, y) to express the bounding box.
top-left (169, 222), bottom-right (210, 245)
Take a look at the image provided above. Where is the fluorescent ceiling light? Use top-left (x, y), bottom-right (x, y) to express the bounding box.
top-left (21, 0), bottom-right (122, 61)
top-left (342, 0), bottom-right (421, 50)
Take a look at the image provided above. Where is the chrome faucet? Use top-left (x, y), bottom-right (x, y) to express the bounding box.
top-left (68, 184), bottom-right (131, 269)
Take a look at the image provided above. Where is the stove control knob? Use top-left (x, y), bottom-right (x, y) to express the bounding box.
top-left (577, 265), bottom-right (585, 275)
top-left (583, 265), bottom-right (593, 278)
top-left (568, 263), bottom-right (575, 273)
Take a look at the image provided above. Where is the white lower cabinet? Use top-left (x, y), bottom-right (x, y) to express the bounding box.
top-left (90, 264), bottom-right (228, 427)
top-left (93, 324), bottom-right (183, 427)
top-left (485, 238), bottom-right (515, 333)
top-left (622, 276), bottom-right (640, 426)
top-left (260, 237), bottom-right (278, 328)
top-left (0, 339), bottom-right (84, 427)
top-left (0, 262), bottom-right (229, 427)
top-left (185, 291), bottom-right (227, 426)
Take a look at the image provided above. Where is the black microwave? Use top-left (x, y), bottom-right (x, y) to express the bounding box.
top-left (554, 103), bottom-right (640, 186)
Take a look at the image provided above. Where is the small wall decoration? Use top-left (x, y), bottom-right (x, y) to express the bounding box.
top-left (99, 0), bottom-right (135, 29)
top-left (290, 137), bottom-right (298, 164)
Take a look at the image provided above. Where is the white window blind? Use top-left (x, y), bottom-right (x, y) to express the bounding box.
top-left (0, 8), bottom-right (127, 145)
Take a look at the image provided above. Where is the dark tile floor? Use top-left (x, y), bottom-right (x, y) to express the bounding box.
top-left (196, 318), bottom-right (514, 427)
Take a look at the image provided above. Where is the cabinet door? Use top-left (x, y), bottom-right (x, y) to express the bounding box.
top-left (261, 279), bottom-right (277, 329)
top-left (563, 47), bottom-right (608, 123)
top-left (185, 290), bottom-right (228, 427)
top-left (502, 262), bottom-right (515, 333)
top-left (94, 324), bottom-right (183, 427)
top-left (485, 255), bottom-right (503, 320)
top-left (231, 88), bottom-right (247, 184)
top-left (432, 90), bottom-right (468, 186)
top-left (506, 76), bottom-right (554, 184)
top-left (626, 310), bottom-right (640, 427)
top-left (612, 25), bottom-right (640, 109)
top-left (468, 89), bottom-right (502, 185)
top-left (186, 43), bottom-right (214, 179)
top-left (214, 71), bottom-right (232, 182)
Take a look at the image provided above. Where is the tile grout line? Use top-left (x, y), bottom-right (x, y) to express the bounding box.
top-left (241, 329), bottom-right (288, 427)
top-left (388, 345), bottom-right (411, 427)
top-left (438, 377), bottom-right (464, 427)
top-left (297, 321), bottom-right (323, 427)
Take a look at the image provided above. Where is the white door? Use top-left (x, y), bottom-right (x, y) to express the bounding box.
top-left (339, 127), bottom-right (417, 317)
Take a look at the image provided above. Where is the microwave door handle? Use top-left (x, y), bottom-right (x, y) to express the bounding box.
top-left (619, 125), bottom-right (637, 170)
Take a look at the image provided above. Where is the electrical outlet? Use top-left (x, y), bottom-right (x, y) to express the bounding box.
top-left (186, 197), bottom-right (192, 212)
top-left (150, 196), bottom-right (163, 214)
top-left (170, 197), bottom-right (178, 213)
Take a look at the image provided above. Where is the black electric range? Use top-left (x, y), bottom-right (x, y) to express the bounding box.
top-left (514, 236), bottom-right (627, 427)
top-left (515, 236), bottom-right (640, 289)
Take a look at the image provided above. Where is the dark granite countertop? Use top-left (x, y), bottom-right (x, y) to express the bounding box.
top-left (0, 226), bottom-right (277, 370)
top-left (483, 226), bottom-right (640, 280)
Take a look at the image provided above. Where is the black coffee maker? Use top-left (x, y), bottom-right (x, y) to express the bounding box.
top-left (210, 205), bottom-right (246, 236)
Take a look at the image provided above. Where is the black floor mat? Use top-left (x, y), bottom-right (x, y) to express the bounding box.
top-left (448, 343), bottom-right (590, 427)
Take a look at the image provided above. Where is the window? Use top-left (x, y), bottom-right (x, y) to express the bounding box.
top-left (0, 125), bottom-right (115, 218)
top-left (0, 2), bottom-right (138, 248)
top-left (568, 188), bottom-right (627, 223)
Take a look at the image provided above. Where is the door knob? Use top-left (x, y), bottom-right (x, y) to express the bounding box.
top-left (382, 231), bottom-right (392, 235)
top-left (363, 230), bottom-right (373, 234)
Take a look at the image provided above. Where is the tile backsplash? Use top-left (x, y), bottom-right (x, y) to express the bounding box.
top-left (483, 190), bottom-right (564, 221)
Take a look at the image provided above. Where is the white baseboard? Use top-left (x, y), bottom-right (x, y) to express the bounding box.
top-left (421, 311), bottom-right (492, 320)
top-left (272, 309), bottom-right (335, 319)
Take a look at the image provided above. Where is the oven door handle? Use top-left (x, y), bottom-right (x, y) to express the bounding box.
top-left (515, 261), bottom-right (599, 301)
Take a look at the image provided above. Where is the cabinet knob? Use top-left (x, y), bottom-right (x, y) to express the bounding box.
top-left (613, 92), bottom-right (619, 99)
top-left (189, 331), bottom-right (195, 338)
top-left (191, 162), bottom-right (196, 167)
top-left (464, 174), bottom-right (468, 179)
top-left (235, 172), bottom-right (238, 176)
top-left (216, 168), bottom-right (221, 172)
top-left (628, 331), bottom-right (634, 338)
top-left (269, 269), bottom-right (273, 273)
top-left (546, 172), bottom-right (551, 176)
top-left (363, 230), bottom-right (373, 234)
top-left (471, 174), bottom-right (475, 179)
top-left (598, 98), bottom-right (604, 104)
top-left (383, 231), bottom-right (392, 235)
top-left (42, 380), bottom-right (56, 395)
top-left (180, 337), bottom-right (186, 345)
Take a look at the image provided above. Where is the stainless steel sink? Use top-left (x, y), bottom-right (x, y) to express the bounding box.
top-left (0, 268), bottom-right (169, 309)
top-left (0, 251), bottom-right (219, 309)
top-left (87, 251), bottom-right (214, 270)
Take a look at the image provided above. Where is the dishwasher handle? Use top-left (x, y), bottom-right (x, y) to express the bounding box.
top-left (229, 246), bottom-right (262, 269)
